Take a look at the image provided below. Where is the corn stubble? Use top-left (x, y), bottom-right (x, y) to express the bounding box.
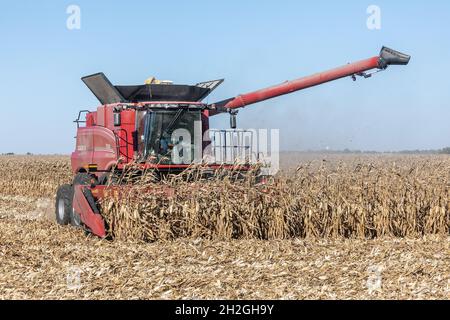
top-left (102, 156), bottom-right (450, 241)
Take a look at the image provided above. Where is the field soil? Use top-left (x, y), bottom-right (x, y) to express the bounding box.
top-left (0, 154), bottom-right (448, 299)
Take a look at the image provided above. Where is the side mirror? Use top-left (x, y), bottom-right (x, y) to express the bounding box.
top-left (230, 113), bottom-right (237, 129)
top-left (131, 131), bottom-right (139, 152)
top-left (113, 112), bottom-right (121, 126)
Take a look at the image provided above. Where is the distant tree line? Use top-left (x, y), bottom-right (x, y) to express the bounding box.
top-left (392, 147), bottom-right (450, 155)
top-left (297, 147), bottom-right (450, 155)
top-left (1, 152), bottom-right (33, 156)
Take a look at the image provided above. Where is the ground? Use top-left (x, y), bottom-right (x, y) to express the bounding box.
top-left (0, 154), bottom-right (448, 299)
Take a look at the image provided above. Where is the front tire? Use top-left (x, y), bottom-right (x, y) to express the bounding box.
top-left (73, 172), bottom-right (94, 186)
top-left (55, 184), bottom-right (73, 225)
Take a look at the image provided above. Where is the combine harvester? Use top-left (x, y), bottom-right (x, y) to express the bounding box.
top-left (56, 46), bottom-right (410, 237)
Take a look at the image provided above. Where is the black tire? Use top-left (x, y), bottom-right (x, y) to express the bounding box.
top-left (73, 172), bottom-right (94, 186)
top-left (55, 184), bottom-right (73, 225)
top-left (71, 173), bottom-right (96, 227)
top-left (98, 171), bottom-right (121, 185)
top-left (71, 207), bottom-right (82, 227)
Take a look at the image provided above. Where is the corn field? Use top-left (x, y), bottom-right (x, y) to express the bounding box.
top-left (103, 155), bottom-right (449, 241)
top-left (0, 156), bottom-right (71, 199)
top-left (0, 154), bottom-right (448, 299)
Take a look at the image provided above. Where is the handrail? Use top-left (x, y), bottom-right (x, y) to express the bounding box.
top-left (209, 129), bottom-right (257, 164)
top-left (113, 128), bottom-right (132, 161)
top-left (74, 110), bottom-right (91, 128)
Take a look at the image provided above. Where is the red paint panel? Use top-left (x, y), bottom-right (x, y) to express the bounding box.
top-left (73, 185), bottom-right (106, 238)
top-left (120, 109), bottom-right (136, 160)
top-left (71, 127), bottom-right (94, 174)
top-left (91, 126), bottom-right (118, 171)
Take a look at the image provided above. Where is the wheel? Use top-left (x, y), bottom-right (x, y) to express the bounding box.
top-left (71, 207), bottom-right (82, 227)
top-left (71, 173), bottom-right (96, 227)
top-left (98, 171), bottom-right (121, 185)
top-left (55, 184), bottom-right (73, 225)
top-left (73, 172), bottom-right (94, 186)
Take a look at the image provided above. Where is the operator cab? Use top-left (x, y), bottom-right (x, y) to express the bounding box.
top-left (135, 104), bottom-right (204, 165)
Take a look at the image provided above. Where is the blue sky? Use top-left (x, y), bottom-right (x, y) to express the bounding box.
top-left (0, 0), bottom-right (449, 153)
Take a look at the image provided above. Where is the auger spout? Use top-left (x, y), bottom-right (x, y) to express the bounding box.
top-left (216, 47), bottom-right (410, 110)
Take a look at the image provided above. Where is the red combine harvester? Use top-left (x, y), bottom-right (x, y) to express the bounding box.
top-left (56, 46), bottom-right (410, 237)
